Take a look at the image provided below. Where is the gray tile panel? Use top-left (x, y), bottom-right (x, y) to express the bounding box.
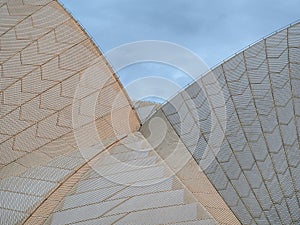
top-left (158, 21), bottom-right (300, 224)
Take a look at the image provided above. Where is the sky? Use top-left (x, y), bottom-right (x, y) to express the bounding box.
top-left (59, 0), bottom-right (300, 102)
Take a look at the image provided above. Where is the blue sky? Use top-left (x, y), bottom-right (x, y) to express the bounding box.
top-left (59, 0), bottom-right (299, 102)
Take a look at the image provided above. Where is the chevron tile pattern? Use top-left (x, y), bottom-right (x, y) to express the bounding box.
top-left (1, 0), bottom-right (300, 225)
top-left (36, 132), bottom-right (217, 225)
top-left (0, 0), bottom-right (139, 170)
top-left (141, 110), bottom-right (240, 225)
top-left (0, 0), bottom-right (140, 223)
top-left (159, 22), bottom-right (300, 225)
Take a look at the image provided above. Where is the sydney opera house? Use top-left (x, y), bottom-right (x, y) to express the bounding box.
top-left (0, 0), bottom-right (300, 224)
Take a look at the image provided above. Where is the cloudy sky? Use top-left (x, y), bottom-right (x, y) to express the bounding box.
top-left (59, 0), bottom-right (299, 102)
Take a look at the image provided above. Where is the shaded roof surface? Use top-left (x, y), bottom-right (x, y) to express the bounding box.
top-left (155, 21), bottom-right (300, 224)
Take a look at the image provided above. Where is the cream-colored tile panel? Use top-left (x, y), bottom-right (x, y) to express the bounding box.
top-left (13, 124), bottom-right (49, 152)
top-left (3, 53), bottom-right (37, 79)
top-left (0, 108), bottom-right (33, 135)
top-left (22, 67), bottom-right (58, 94)
top-left (0, 162), bottom-right (27, 179)
top-left (31, 2), bottom-right (68, 29)
top-left (3, 80), bottom-right (35, 106)
top-left (21, 42), bottom-right (52, 66)
top-left (15, 16), bottom-right (49, 40)
top-left (37, 113), bottom-right (70, 140)
top-left (20, 96), bottom-right (55, 122)
top-left (40, 84), bottom-right (71, 111)
top-left (16, 151), bottom-right (51, 168)
top-left (7, 0), bottom-right (40, 16)
top-left (41, 56), bottom-right (76, 82)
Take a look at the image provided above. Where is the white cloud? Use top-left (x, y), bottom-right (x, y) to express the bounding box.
top-left (59, 0), bottom-right (300, 101)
